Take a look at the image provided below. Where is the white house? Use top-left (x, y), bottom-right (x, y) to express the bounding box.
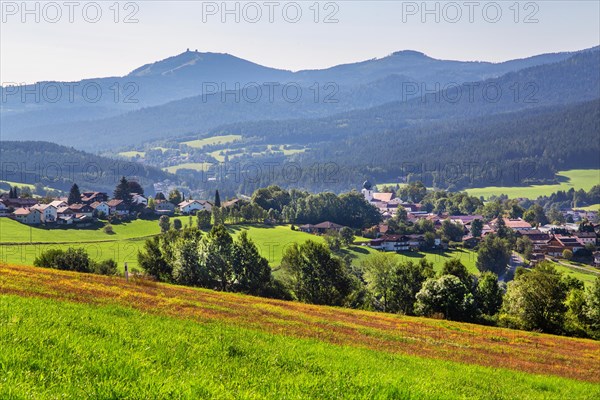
top-left (178, 200), bottom-right (209, 215)
top-left (131, 194), bottom-right (148, 206)
top-left (0, 200), bottom-right (9, 216)
top-left (49, 200), bottom-right (67, 209)
top-left (31, 204), bottom-right (57, 223)
top-left (13, 207), bottom-right (41, 225)
top-left (90, 201), bottom-right (111, 217)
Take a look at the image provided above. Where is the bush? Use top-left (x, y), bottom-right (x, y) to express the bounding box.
top-left (94, 259), bottom-right (118, 276)
top-left (103, 224), bottom-right (115, 234)
top-left (563, 249), bottom-right (574, 261)
top-left (34, 248), bottom-right (94, 273)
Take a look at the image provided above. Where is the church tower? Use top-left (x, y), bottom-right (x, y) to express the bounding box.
top-left (361, 180), bottom-right (373, 202)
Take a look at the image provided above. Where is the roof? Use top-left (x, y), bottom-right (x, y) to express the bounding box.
top-left (90, 201), bottom-right (108, 209)
top-left (13, 207), bottom-right (31, 215)
top-left (313, 221), bottom-right (345, 229)
top-left (178, 200), bottom-right (203, 208)
top-left (107, 199), bottom-right (124, 207)
top-left (493, 218), bottom-right (533, 230)
top-left (372, 192), bottom-right (395, 202)
top-left (49, 200), bottom-right (67, 208)
top-left (574, 232), bottom-right (596, 238)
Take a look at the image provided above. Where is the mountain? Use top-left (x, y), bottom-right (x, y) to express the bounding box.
top-left (1, 47), bottom-right (595, 149)
top-left (214, 49), bottom-right (600, 145)
top-left (0, 141), bottom-right (174, 193)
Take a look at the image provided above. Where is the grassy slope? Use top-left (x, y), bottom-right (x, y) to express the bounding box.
top-left (465, 169), bottom-right (600, 199)
top-left (163, 162), bottom-right (212, 173)
top-left (182, 134), bottom-right (242, 149)
top-left (1, 264), bottom-right (599, 399)
top-left (1, 220), bottom-right (478, 273)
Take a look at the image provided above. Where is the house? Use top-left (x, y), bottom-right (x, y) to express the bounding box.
top-left (68, 203), bottom-right (94, 218)
top-left (573, 231), bottom-right (597, 246)
top-left (372, 192), bottom-right (395, 203)
top-left (593, 251), bottom-right (600, 267)
top-left (30, 204), bottom-right (57, 223)
top-left (492, 218), bottom-right (533, 231)
top-left (178, 200), bottom-right (210, 215)
top-left (368, 234), bottom-right (425, 252)
top-left (48, 200), bottom-right (67, 209)
top-left (90, 201), bottom-right (110, 217)
top-left (299, 221), bottom-right (346, 234)
top-left (57, 206), bottom-right (75, 217)
top-left (545, 235), bottom-right (585, 257)
top-left (155, 200), bottom-right (175, 216)
top-left (12, 207), bottom-right (41, 224)
top-left (516, 230), bottom-right (551, 252)
top-left (2, 197), bottom-right (38, 209)
top-left (131, 194), bottom-right (148, 206)
top-left (80, 192), bottom-right (109, 204)
top-left (107, 199), bottom-right (129, 216)
top-left (0, 200), bottom-right (9, 216)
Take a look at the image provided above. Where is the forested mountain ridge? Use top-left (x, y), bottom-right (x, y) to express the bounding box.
top-left (0, 141), bottom-right (174, 193)
top-left (1, 47), bottom-right (596, 150)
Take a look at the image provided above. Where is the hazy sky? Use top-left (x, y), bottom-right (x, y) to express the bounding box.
top-left (1, 1), bottom-right (599, 83)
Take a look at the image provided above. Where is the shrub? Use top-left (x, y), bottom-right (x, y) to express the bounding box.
top-left (94, 259), bottom-right (118, 275)
top-left (103, 224), bottom-right (115, 234)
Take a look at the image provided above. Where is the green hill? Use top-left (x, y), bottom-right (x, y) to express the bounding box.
top-left (1, 263), bottom-right (599, 399)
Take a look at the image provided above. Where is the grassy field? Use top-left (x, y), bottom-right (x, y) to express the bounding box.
top-left (577, 204), bottom-right (600, 211)
top-left (0, 218), bottom-right (480, 274)
top-left (117, 150), bottom-right (146, 158)
top-left (466, 169), bottom-right (600, 199)
top-left (163, 162), bottom-right (212, 173)
top-left (1, 264), bottom-right (599, 399)
top-left (548, 261), bottom-right (600, 288)
top-left (182, 134), bottom-right (242, 149)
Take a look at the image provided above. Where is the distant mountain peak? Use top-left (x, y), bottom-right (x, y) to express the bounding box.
top-left (390, 50), bottom-right (428, 58)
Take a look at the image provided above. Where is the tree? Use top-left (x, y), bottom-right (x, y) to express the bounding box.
top-left (339, 227), bottom-right (355, 247)
top-left (155, 192), bottom-right (166, 201)
top-left (159, 215), bottom-right (171, 233)
top-left (67, 183), bottom-right (81, 205)
top-left (441, 259), bottom-right (474, 289)
top-left (515, 236), bottom-right (534, 260)
top-left (440, 219), bottom-right (464, 242)
top-left (281, 240), bottom-right (353, 306)
top-left (212, 207), bottom-right (224, 226)
top-left (562, 249), bottom-right (573, 261)
top-left (523, 204), bottom-right (548, 226)
top-left (389, 259), bottom-right (435, 314)
top-left (197, 209), bottom-right (212, 230)
top-left (127, 180), bottom-right (144, 195)
top-left (214, 190), bottom-right (221, 207)
top-left (501, 262), bottom-right (568, 334)
top-left (231, 231), bottom-right (272, 295)
top-left (398, 181), bottom-right (427, 203)
top-left (173, 219), bottom-right (183, 231)
top-left (147, 197), bottom-right (156, 210)
top-left (173, 238), bottom-right (202, 286)
top-left (362, 253), bottom-right (398, 312)
top-left (138, 236), bottom-right (173, 281)
top-left (199, 225), bottom-right (234, 291)
top-left (395, 206), bottom-right (408, 222)
top-left (584, 277), bottom-right (600, 338)
top-left (114, 176), bottom-right (132, 204)
top-left (476, 234), bottom-right (511, 275)
top-left (168, 189), bottom-right (182, 205)
top-left (470, 218), bottom-right (483, 238)
top-left (475, 272), bottom-right (503, 316)
top-left (414, 275), bottom-right (476, 321)
top-left (324, 230), bottom-right (343, 252)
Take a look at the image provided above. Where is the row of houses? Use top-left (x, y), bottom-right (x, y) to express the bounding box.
top-left (0, 191), bottom-right (214, 226)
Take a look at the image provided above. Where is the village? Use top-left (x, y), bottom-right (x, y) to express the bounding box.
top-left (1, 179), bottom-right (599, 267)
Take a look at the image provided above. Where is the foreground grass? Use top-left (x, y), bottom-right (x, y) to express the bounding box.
top-left (465, 169), bottom-right (600, 199)
top-left (1, 294), bottom-right (598, 399)
top-left (1, 263), bottom-right (599, 386)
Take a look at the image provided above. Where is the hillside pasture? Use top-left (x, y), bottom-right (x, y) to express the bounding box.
top-left (182, 134), bottom-right (241, 149)
top-left (1, 263), bottom-right (599, 394)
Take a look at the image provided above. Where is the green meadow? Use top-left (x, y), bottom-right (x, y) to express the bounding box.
top-left (182, 134), bottom-right (242, 149)
top-left (465, 169), bottom-right (600, 200)
top-left (1, 294), bottom-right (598, 399)
top-left (0, 218), bottom-right (479, 275)
top-left (163, 162), bottom-right (212, 173)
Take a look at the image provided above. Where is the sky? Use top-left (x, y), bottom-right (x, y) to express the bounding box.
top-left (1, 1), bottom-right (599, 84)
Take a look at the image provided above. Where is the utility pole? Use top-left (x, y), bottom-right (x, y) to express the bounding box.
top-left (124, 262), bottom-right (129, 282)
